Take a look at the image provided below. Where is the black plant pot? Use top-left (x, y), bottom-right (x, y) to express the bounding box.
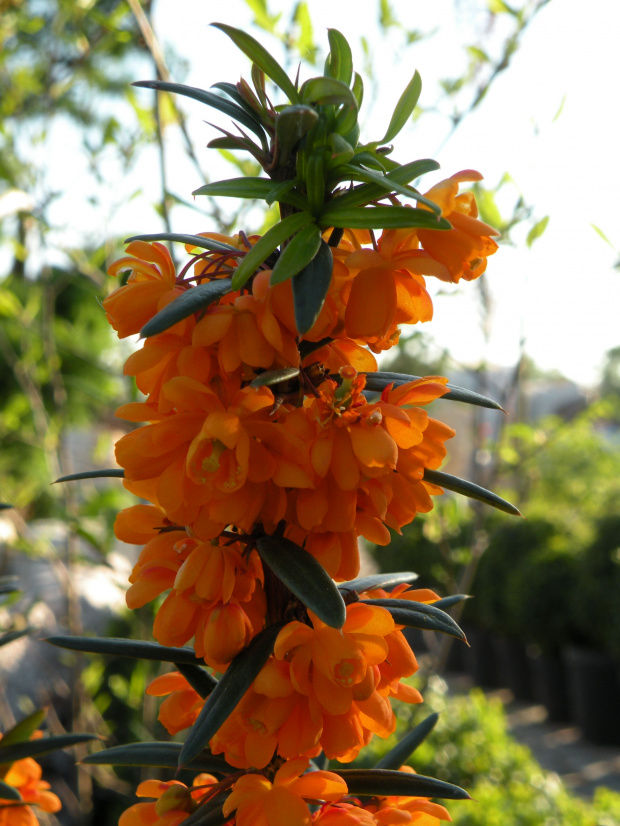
top-left (493, 636), bottom-right (535, 701)
top-left (465, 625), bottom-right (501, 688)
top-left (564, 646), bottom-right (620, 745)
top-left (529, 650), bottom-right (571, 722)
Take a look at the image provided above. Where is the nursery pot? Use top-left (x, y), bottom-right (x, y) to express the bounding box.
top-left (564, 646), bottom-right (620, 745)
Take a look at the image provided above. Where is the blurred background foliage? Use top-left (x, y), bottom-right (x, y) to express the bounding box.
top-left (1, 0), bottom-right (619, 824)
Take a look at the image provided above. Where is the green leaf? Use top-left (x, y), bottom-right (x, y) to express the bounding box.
top-left (256, 534), bottom-right (345, 627)
top-left (211, 81), bottom-right (268, 125)
top-left (327, 133), bottom-right (355, 168)
top-left (335, 164), bottom-right (440, 213)
top-left (212, 24), bottom-right (299, 103)
top-left (0, 504), bottom-right (13, 511)
top-left (231, 213), bottom-right (314, 290)
top-left (328, 159), bottom-right (439, 210)
top-left (250, 367), bottom-right (300, 388)
top-left (0, 710), bottom-right (47, 750)
top-left (194, 176), bottom-right (308, 211)
top-left (141, 279), bottom-right (234, 338)
top-left (0, 628), bottom-right (32, 648)
top-left (320, 205), bottom-right (450, 231)
top-left (375, 713), bottom-right (439, 770)
top-left (362, 372), bottom-right (504, 411)
top-left (183, 802), bottom-right (228, 826)
top-left (378, 70), bottom-right (422, 144)
top-left (275, 105), bottom-right (319, 167)
top-left (175, 663), bottom-right (218, 699)
top-left (54, 469), bottom-right (124, 483)
top-left (333, 768), bottom-right (470, 800)
top-left (82, 742), bottom-right (230, 773)
top-left (292, 239), bottom-right (334, 335)
top-left (339, 572), bottom-right (418, 593)
top-left (46, 635), bottom-right (205, 665)
top-left (125, 233), bottom-right (238, 254)
top-left (423, 469), bottom-right (522, 516)
top-left (270, 224), bottom-right (322, 285)
top-left (526, 216), bottom-right (549, 248)
top-left (132, 80), bottom-right (268, 147)
top-left (433, 594), bottom-right (470, 612)
top-left (325, 29), bottom-right (353, 86)
top-left (351, 72), bottom-right (364, 108)
top-left (0, 779), bottom-right (22, 800)
top-left (362, 598), bottom-right (466, 640)
top-left (178, 623), bottom-right (284, 768)
top-left (300, 76), bottom-right (357, 109)
top-left (0, 735), bottom-right (99, 766)
top-left (305, 146), bottom-right (326, 213)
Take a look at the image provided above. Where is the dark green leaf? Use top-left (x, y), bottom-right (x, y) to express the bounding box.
top-left (362, 372), bottom-right (504, 411)
top-left (339, 572), bottom-right (418, 593)
top-left (327, 133), bottom-right (355, 168)
top-left (325, 29), bottom-right (353, 86)
top-left (329, 159), bottom-right (439, 210)
top-left (423, 469), bottom-right (522, 516)
top-left (212, 24), bottom-right (299, 103)
top-left (132, 81), bottom-right (267, 146)
top-left (231, 213), bottom-right (314, 290)
top-left (178, 623), bottom-right (284, 768)
top-left (54, 469), bottom-right (124, 483)
top-left (300, 77), bottom-right (357, 108)
top-left (82, 742), bottom-right (230, 773)
top-left (351, 72), bottom-right (364, 108)
top-left (379, 70), bottom-right (422, 144)
top-left (0, 504), bottom-right (13, 511)
top-left (211, 81), bottom-right (269, 127)
top-left (141, 279), bottom-right (234, 338)
top-left (433, 594), bottom-right (470, 612)
top-left (336, 164), bottom-right (440, 213)
top-left (250, 368), bottom-right (300, 388)
top-left (183, 801), bottom-right (228, 826)
top-left (319, 205), bottom-right (450, 231)
top-left (175, 663), bottom-right (217, 700)
top-left (193, 177), bottom-right (309, 212)
top-left (292, 239), bottom-right (333, 335)
top-left (125, 233), bottom-right (238, 254)
top-left (375, 714), bottom-right (439, 770)
top-left (0, 628), bottom-right (32, 648)
top-left (270, 224), bottom-right (322, 285)
top-left (333, 768), bottom-right (470, 800)
top-left (0, 710), bottom-right (47, 750)
top-left (46, 636), bottom-right (203, 665)
top-left (0, 735), bottom-right (98, 766)
top-left (0, 780), bottom-right (21, 801)
top-left (275, 105), bottom-right (319, 166)
top-left (362, 598), bottom-right (466, 640)
top-left (256, 534), bottom-right (345, 628)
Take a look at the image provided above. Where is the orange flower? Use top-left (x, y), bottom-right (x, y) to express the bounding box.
top-left (0, 735), bottom-right (61, 826)
top-left (105, 241), bottom-right (186, 338)
top-left (417, 170), bottom-right (500, 283)
top-left (222, 758), bottom-right (347, 826)
top-left (365, 768), bottom-right (451, 826)
top-left (314, 802), bottom-right (378, 825)
top-left (119, 774), bottom-right (219, 826)
top-left (146, 672), bottom-right (205, 735)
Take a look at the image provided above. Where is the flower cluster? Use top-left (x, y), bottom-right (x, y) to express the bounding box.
top-left (0, 734), bottom-right (62, 826)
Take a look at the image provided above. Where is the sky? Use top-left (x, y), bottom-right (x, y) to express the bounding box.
top-left (32, 0), bottom-right (620, 386)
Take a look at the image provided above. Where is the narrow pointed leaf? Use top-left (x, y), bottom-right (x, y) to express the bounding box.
top-left (362, 599), bottom-right (466, 640)
top-left (336, 164), bottom-right (440, 213)
top-left (141, 279), bottom-right (233, 338)
top-left (193, 178), bottom-right (308, 211)
top-left (339, 572), bottom-right (418, 594)
top-left (83, 742), bottom-right (231, 773)
top-left (319, 205), bottom-right (450, 231)
top-left (351, 72), bottom-right (364, 108)
top-left (46, 636), bottom-right (204, 665)
top-left (379, 70), bottom-right (422, 144)
top-left (132, 80), bottom-right (267, 145)
top-left (0, 735), bottom-right (98, 766)
top-left (275, 105), bottom-right (318, 166)
top-left (300, 77), bottom-right (357, 108)
top-left (250, 368), bottom-right (300, 388)
top-left (175, 663), bottom-right (217, 699)
top-left (326, 29), bottom-right (353, 86)
top-left (231, 212), bottom-right (314, 290)
top-left (0, 710), bottom-right (47, 750)
top-left (0, 628), bottom-right (32, 648)
top-left (329, 159), bottom-right (439, 210)
top-left (270, 224), bottom-right (322, 285)
top-left (363, 372), bottom-right (504, 411)
top-left (256, 535), bottom-right (345, 628)
top-left (0, 504), bottom-right (13, 511)
top-left (423, 469), bottom-right (522, 516)
top-left (0, 780), bottom-right (21, 800)
top-left (183, 801), bottom-right (228, 826)
top-left (375, 713), bottom-right (439, 770)
top-left (211, 81), bottom-right (267, 125)
top-left (212, 24), bottom-right (299, 103)
top-left (54, 469), bottom-right (124, 483)
top-left (433, 594), bottom-right (470, 612)
top-left (178, 623), bottom-right (284, 768)
top-left (125, 233), bottom-right (238, 254)
top-left (333, 768), bottom-right (470, 800)
top-left (292, 239), bottom-right (333, 335)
